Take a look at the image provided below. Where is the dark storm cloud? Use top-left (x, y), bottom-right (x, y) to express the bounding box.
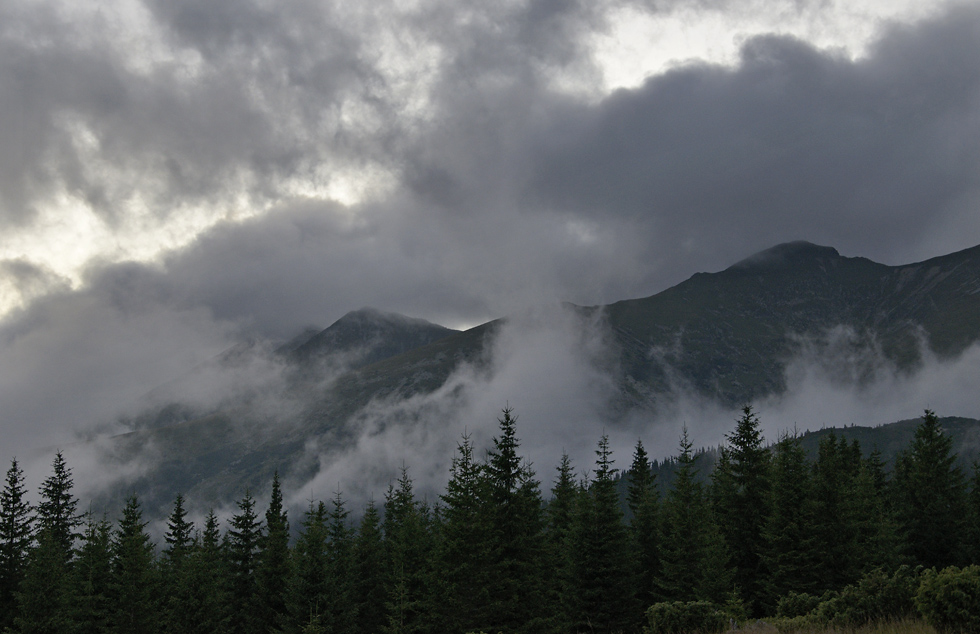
top-left (513, 4), bottom-right (980, 280)
top-left (0, 0), bottom-right (379, 228)
top-left (2, 0), bottom-right (980, 479)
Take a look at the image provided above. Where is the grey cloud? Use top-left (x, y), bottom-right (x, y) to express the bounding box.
top-left (516, 7), bottom-right (980, 276)
top-left (0, 280), bottom-right (235, 453)
top-left (0, 0), bottom-right (378, 227)
top-left (0, 259), bottom-right (71, 303)
top-left (399, 4), bottom-right (980, 296)
top-left (290, 303), bottom-right (630, 508)
top-left (2, 0), bottom-right (980, 504)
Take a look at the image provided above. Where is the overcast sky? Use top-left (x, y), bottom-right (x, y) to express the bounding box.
top-left (2, 0), bottom-right (979, 469)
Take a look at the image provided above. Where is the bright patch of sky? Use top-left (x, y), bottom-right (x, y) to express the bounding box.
top-left (594, 0), bottom-right (947, 91)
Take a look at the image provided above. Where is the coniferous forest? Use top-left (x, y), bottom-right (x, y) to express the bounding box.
top-left (2, 408), bottom-right (980, 634)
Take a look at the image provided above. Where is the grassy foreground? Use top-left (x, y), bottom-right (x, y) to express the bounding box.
top-left (741, 619), bottom-right (936, 634)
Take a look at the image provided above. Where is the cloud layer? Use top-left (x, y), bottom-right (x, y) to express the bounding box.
top-left (1, 0), bottom-right (979, 505)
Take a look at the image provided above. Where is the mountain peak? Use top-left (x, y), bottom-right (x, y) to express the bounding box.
top-left (289, 307), bottom-right (457, 368)
top-left (728, 241), bottom-right (841, 272)
top-left (336, 307), bottom-right (439, 329)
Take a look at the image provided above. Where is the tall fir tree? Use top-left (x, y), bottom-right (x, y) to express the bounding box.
top-left (383, 468), bottom-right (435, 634)
top-left (284, 501), bottom-right (329, 634)
top-left (567, 435), bottom-right (636, 634)
top-left (15, 451), bottom-right (82, 634)
top-left (14, 527), bottom-right (71, 634)
top-left (185, 509), bottom-right (231, 634)
top-left (966, 462), bottom-right (980, 565)
top-left (353, 502), bottom-right (388, 634)
top-left (546, 452), bottom-right (580, 632)
top-left (69, 514), bottom-right (113, 634)
top-left (160, 494), bottom-right (196, 634)
top-left (255, 472), bottom-right (290, 633)
top-left (163, 494), bottom-right (194, 566)
top-left (761, 431), bottom-right (815, 610)
top-left (111, 495), bottom-right (159, 634)
top-left (324, 490), bottom-right (356, 633)
top-left (807, 431), bottom-right (862, 591)
top-left (227, 489), bottom-right (263, 634)
top-left (36, 451), bottom-right (83, 566)
top-left (547, 452), bottom-right (578, 550)
top-left (627, 439), bottom-right (662, 616)
top-left (711, 405), bottom-right (771, 615)
top-left (893, 409), bottom-right (968, 569)
top-left (482, 407), bottom-right (550, 634)
top-left (437, 433), bottom-right (492, 633)
top-left (659, 427), bottom-right (731, 604)
top-left (851, 451), bottom-right (902, 573)
top-left (0, 458), bottom-right (33, 631)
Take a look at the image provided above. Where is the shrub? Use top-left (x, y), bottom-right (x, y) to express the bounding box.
top-left (915, 565), bottom-right (980, 634)
top-left (644, 601), bottom-right (729, 634)
top-left (776, 591), bottom-right (822, 618)
top-left (814, 566), bottom-right (922, 628)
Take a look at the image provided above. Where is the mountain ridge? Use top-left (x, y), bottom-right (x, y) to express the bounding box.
top-left (90, 241), bottom-right (980, 518)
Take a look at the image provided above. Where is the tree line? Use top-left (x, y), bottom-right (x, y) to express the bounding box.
top-left (1, 407), bottom-right (979, 633)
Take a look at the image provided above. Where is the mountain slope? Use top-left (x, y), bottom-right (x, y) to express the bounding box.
top-left (93, 241), bottom-right (980, 517)
top-left (287, 307), bottom-right (458, 370)
top-left (604, 241), bottom-right (980, 406)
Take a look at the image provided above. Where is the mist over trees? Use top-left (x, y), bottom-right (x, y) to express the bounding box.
top-left (1, 408), bottom-right (980, 633)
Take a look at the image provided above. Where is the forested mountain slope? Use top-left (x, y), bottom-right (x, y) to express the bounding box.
top-left (94, 242), bottom-right (980, 518)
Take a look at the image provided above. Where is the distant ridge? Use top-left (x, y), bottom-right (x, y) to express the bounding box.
top-left (728, 241), bottom-right (842, 271)
top-left (288, 307), bottom-right (458, 370)
top-left (95, 241), bottom-right (980, 519)
top-left (604, 240), bottom-right (980, 407)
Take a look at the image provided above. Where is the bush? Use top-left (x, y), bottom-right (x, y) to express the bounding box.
top-left (915, 565), bottom-right (980, 634)
top-left (814, 566), bottom-right (922, 628)
top-left (644, 601), bottom-right (729, 634)
top-left (775, 591), bottom-right (822, 618)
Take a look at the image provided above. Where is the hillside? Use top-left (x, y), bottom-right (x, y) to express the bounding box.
top-left (90, 241), bottom-right (980, 517)
top-left (605, 241), bottom-right (980, 407)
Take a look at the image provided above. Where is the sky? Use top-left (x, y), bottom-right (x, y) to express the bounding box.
top-left (2, 0), bottom-right (980, 502)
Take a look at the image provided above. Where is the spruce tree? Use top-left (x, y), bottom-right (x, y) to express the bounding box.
top-left (547, 452), bottom-right (578, 550)
top-left (15, 451), bottom-right (82, 633)
top-left (893, 409), bottom-right (967, 569)
top-left (163, 494), bottom-right (194, 567)
top-left (36, 451), bottom-right (83, 566)
top-left (160, 494), bottom-right (196, 634)
top-left (69, 514), bottom-right (113, 634)
top-left (628, 439), bottom-right (661, 615)
top-left (0, 458), bottom-right (33, 631)
top-left (14, 527), bottom-right (71, 634)
top-left (567, 435), bottom-right (635, 634)
top-left (438, 433), bottom-right (492, 632)
top-left (850, 449), bottom-right (902, 574)
top-left (255, 472), bottom-right (290, 633)
top-left (184, 510), bottom-right (231, 634)
top-left (659, 427), bottom-right (731, 604)
top-left (284, 501), bottom-right (329, 634)
top-left (807, 430), bottom-right (861, 591)
top-left (546, 452), bottom-right (579, 632)
top-left (353, 502), bottom-right (388, 634)
top-left (968, 462), bottom-right (980, 565)
top-left (761, 431), bottom-right (815, 609)
top-left (228, 489), bottom-right (263, 634)
top-left (324, 490), bottom-right (356, 633)
top-left (383, 468), bottom-right (435, 634)
top-left (482, 407), bottom-right (549, 634)
top-left (111, 495), bottom-right (159, 634)
top-left (712, 405), bottom-right (771, 614)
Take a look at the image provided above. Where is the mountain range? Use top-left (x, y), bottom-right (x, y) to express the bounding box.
top-left (92, 241), bottom-right (980, 517)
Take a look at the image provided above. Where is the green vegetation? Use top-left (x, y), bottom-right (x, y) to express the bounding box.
top-left (3, 407), bottom-right (980, 633)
